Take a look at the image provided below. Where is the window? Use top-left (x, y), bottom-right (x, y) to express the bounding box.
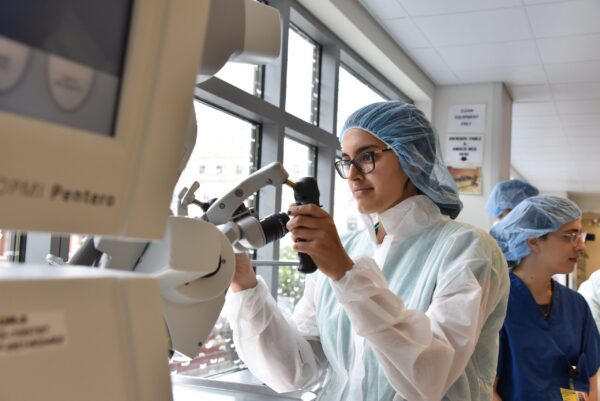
top-left (169, 100), bottom-right (258, 377)
top-left (68, 235), bottom-right (86, 261)
top-left (0, 230), bottom-right (10, 262)
top-left (172, 101), bottom-right (258, 218)
top-left (277, 137), bottom-right (316, 315)
top-left (333, 65), bottom-right (386, 236)
top-left (336, 65), bottom-right (385, 136)
top-left (10, 1), bottom-right (410, 388)
top-left (285, 25), bottom-right (321, 125)
top-left (215, 62), bottom-right (262, 97)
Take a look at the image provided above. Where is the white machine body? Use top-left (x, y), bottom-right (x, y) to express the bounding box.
top-left (0, 266), bottom-right (172, 401)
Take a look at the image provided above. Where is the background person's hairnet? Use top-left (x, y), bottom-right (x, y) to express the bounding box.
top-left (490, 195), bottom-right (581, 263)
top-left (485, 179), bottom-right (539, 218)
top-left (340, 100), bottom-right (463, 219)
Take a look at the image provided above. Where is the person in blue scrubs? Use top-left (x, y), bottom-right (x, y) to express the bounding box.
top-left (485, 179), bottom-right (538, 224)
top-left (490, 196), bottom-right (600, 401)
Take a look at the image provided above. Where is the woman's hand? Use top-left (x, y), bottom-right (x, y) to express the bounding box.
top-left (287, 204), bottom-right (354, 280)
top-left (230, 252), bottom-right (258, 292)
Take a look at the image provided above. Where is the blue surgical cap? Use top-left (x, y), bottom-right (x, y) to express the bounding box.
top-left (490, 195), bottom-right (581, 263)
top-left (340, 101), bottom-right (462, 219)
top-left (486, 179), bottom-right (539, 218)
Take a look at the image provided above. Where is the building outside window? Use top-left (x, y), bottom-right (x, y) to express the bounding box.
top-left (0, 230), bottom-right (9, 262)
top-left (285, 25), bottom-right (321, 125)
top-left (277, 137), bottom-right (316, 315)
top-left (169, 100), bottom-right (259, 377)
top-left (334, 65), bottom-right (386, 237)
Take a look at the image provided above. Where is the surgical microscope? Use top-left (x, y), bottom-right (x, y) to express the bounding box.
top-left (66, 160), bottom-right (320, 358)
top-left (0, 0), bottom-right (286, 399)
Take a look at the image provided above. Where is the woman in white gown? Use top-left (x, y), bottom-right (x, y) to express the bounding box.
top-left (226, 100), bottom-right (509, 401)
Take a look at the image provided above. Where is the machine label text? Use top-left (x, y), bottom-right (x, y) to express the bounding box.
top-left (0, 310), bottom-right (68, 358)
top-left (0, 176), bottom-right (116, 207)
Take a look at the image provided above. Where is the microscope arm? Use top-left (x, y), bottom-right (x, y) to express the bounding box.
top-left (203, 162), bottom-right (289, 225)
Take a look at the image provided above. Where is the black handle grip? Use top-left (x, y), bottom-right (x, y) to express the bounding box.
top-left (293, 177), bottom-right (320, 274)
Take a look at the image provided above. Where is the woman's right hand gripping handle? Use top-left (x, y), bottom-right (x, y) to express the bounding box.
top-left (230, 252), bottom-right (258, 292)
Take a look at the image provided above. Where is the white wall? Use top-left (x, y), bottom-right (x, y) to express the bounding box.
top-left (569, 193), bottom-right (600, 214)
top-left (432, 83), bottom-right (513, 230)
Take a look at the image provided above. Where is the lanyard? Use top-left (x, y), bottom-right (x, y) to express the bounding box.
top-left (568, 365), bottom-right (579, 390)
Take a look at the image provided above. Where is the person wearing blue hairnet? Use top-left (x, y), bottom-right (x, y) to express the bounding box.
top-left (486, 179), bottom-right (539, 223)
top-left (490, 195), bottom-right (600, 401)
top-left (226, 100), bottom-right (509, 401)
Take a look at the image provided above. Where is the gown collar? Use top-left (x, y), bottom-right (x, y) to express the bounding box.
top-left (360, 195), bottom-right (448, 245)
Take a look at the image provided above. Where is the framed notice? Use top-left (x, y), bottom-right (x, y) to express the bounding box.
top-left (448, 166), bottom-right (482, 194)
top-left (448, 104), bottom-right (486, 133)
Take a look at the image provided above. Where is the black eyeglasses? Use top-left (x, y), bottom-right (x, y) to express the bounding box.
top-left (334, 148), bottom-right (393, 179)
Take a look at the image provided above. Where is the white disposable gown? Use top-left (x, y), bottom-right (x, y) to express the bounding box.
top-left (579, 269), bottom-right (600, 332)
top-left (225, 195), bottom-right (509, 401)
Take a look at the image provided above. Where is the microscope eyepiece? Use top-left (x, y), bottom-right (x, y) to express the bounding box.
top-left (259, 212), bottom-right (290, 244)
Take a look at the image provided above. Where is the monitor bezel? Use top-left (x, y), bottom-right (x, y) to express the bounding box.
top-left (0, 0), bottom-right (211, 239)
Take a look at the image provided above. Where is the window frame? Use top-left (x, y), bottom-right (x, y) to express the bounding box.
top-left (21, 0), bottom-right (413, 380)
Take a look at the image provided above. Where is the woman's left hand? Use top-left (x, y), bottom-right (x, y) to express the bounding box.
top-left (286, 204), bottom-right (354, 280)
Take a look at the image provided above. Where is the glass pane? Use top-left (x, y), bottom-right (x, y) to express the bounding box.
top-left (278, 138), bottom-right (316, 315)
top-left (285, 26), bottom-right (320, 124)
top-left (334, 66), bottom-right (385, 235)
top-left (215, 62), bottom-right (261, 96)
top-left (170, 316), bottom-right (244, 377)
top-left (0, 230), bottom-right (10, 262)
top-left (336, 65), bottom-right (385, 135)
top-left (68, 234), bottom-right (87, 262)
top-left (173, 101), bottom-right (258, 218)
top-left (334, 174), bottom-right (366, 238)
top-left (170, 100), bottom-right (257, 378)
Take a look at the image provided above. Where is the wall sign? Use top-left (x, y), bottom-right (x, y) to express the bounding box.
top-left (446, 134), bottom-right (484, 165)
top-left (447, 104), bottom-right (486, 133)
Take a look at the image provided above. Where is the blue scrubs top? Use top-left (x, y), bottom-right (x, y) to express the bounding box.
top-left (497, 272), bottom-right (600, 401)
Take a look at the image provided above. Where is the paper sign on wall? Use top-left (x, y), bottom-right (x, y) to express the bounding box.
top-left (446, 135), bottom-right (484, 165)
top-left (447, 104), bottom-right (486, 133)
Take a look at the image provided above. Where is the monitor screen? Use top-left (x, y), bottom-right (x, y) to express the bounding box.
top-left (0, 0), bottom-right (133, 137)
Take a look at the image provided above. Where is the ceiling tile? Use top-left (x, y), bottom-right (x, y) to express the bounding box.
top-left (567, 138), bottom-right (600, 149)
top-left (513, 102), bottom-right (557, 116)
top-left (509, 85), bottom-right (553, 102)
top-left (545, 61), bottom-right (600, 84)
top-left (512, 126), bottom-right (565, 138)
top-left (438, 41), bottom-right (540, 70)
top-left (513, 115), bottom-right (562, 128)
top-left (453, 64), bottom-right (546, 86)
top-left (513, 137), bottom-right (569, 146)
top-left (556, 100), bottom-right (600, 115)
top-left (561, 114), bottom-right (600, 127)
top-left (524, 0), bottom-right (574, 4)
top-left (407, 48), bottom-right (459, 84)
top-left (527, 0), bottom-right (600, 37)
top-left (563, 125), bottom-right (600, 137)
top-left (538, 34), bottom-right (600, 64)
top-left (360, 0), bottom-right (407, 20)
top-left (413, 8), bottom-right (532, 47)
top-left (551, 83), bottom-right (600, 100)
top-left (398, 0), bottom-right (521, 17)
top-left (382, 18), bottom-right (431, 49)
top-left (567, 144), bottom-right (600, 155)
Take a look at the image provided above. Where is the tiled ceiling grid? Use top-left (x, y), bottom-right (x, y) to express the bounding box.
top-left (360, 0), bottom-right (600, 194)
